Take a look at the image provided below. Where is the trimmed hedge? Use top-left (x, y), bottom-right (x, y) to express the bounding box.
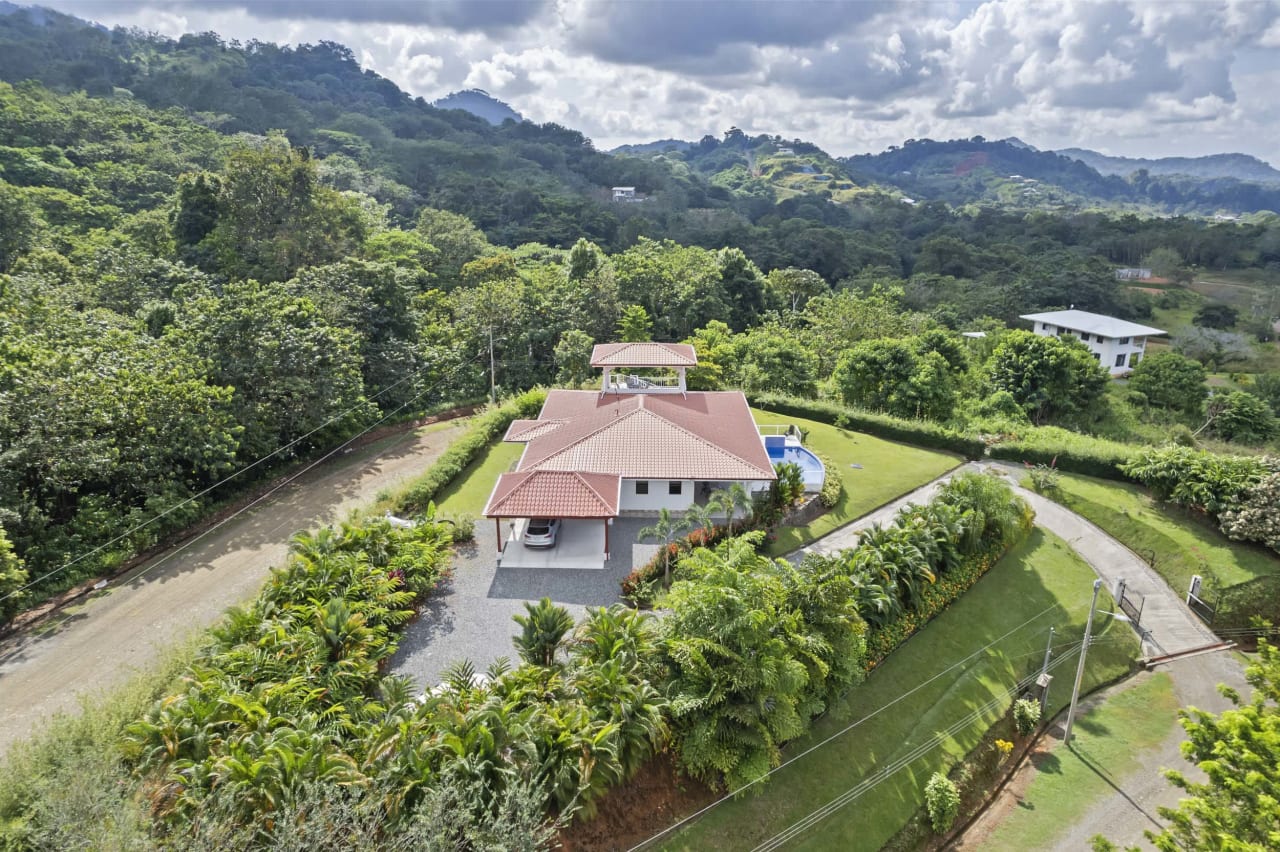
top-left (747, 393), bottom-right (986, 459)
top-left (396, 388), bottom-right (547, 515)
top-left (986, 426), bottom-right (1136, 482)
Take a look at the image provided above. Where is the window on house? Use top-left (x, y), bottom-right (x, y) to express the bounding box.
top-left (635, 481), bottom-right (648, 495)
top-left (1096, 336), bottom-right (1107, 344)
top-left (1119, 336), bottom-right (1131, 345)
top-left (1093, 352), bottom-right (1101, 360)
top-left (1115, 353), bottom-right (1127, 368)
top-left (1080, 333), bottom-right (1090, 342)
top-left (1056, 326), bottom-right (1065, 335)
top-left (668, 481), bottom-right (682, 496)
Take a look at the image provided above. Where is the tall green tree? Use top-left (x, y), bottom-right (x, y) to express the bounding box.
top-left (984, 330), bottom-right (1108, 424)
top-left (1129, 351), bottom-right (1207, 413)
top-left (204, 136), bottom-right (370, 282)
top-left (617, 305), bottom-right (653, 342)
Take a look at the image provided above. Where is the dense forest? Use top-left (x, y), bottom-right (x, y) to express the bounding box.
top-left (0, 4), bottom-right (1279, 623)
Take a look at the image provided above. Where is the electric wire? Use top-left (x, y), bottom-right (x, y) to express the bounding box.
top-left (1, 352), bottom-right (483, 603)
top-left (626, 601), bottom-right (1066, 851)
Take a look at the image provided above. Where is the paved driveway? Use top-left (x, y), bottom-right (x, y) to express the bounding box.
top-left (390, 517), bottom-right (651, 687)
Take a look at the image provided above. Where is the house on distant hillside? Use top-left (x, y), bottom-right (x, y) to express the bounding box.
top-left (1020, 309), bottom-right (1166, 376)
top-left (483, 342), bottom-right (801, 568)
top-left (1114, 267), bottom-right (1153, 280)
top-left (611, 186), bottom-right (641, 202)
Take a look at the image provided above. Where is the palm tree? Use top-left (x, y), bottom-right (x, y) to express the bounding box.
top-left (716, 482), bottom-right (755, 534)
top-left (638, 508), bottom-right (691, 586)
top-left (512, 597), bottom-right (575, 667)
top-left (684, 503), bottom-right (716, 544)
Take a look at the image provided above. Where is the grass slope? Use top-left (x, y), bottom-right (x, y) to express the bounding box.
top-left (1043, 473), bottom-right (1280, 596)
top-left (982, 671), bottom-right (1179, 851)
top-left (432, 439), bottom-right (525, 518)
top-left (662, 529), bottom-right (1140, 852)
top-left (750, 409), bottom-right (960, 555)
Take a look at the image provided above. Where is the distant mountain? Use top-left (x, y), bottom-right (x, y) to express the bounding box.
top-left (431, 89), bottom-right (522, 125)
top-left (610, 139), bottom-right (693, 155)
top-left (844, 137), bottom-right (1280, 215)
top-left (1056, 148), bottom-right (1280, 185)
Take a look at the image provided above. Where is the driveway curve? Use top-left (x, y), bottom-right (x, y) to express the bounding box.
top-left (0, 419), bottom-right (467, 757)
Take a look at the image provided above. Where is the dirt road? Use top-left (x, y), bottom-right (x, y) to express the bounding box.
top-left (0, 419), bottom-right (467, 756)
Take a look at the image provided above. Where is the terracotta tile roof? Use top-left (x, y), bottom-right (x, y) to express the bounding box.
top-left (517, 391), bottom-right (775, 482)
top-left (504, 419), bottom-right (565, 441)
top-left (590, 342), bottom-right (698, 368)
top-left (484, 470), bottom-right (620, 518)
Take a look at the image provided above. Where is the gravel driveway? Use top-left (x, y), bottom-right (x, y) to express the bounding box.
top-left (0, 420), bottom-right (467, 757)
top-left (391, 518), bottom-right (649, 688)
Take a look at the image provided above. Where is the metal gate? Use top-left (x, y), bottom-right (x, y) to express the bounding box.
top-left (1115, 578), bottom-right (1144, 628)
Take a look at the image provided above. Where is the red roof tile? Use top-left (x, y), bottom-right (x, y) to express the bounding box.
top-left (504, 419), bottom-right (565, 441)
top-left (590, 342), bottom-right (698, 367)
top-left (518, 391), bottom-right (775, 482)
top-left (484, 470), bottom-right (620, 518)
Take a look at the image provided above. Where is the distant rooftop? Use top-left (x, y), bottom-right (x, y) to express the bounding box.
top-left (1020, 310), bottom-right (1166, 339)
top-left (590, 342), bottom-right (697, 368)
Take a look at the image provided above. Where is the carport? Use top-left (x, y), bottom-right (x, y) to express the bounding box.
top-left (498, 518), bottom-right (610, 570)
top-left (483, 469), bottom-right (621, 571)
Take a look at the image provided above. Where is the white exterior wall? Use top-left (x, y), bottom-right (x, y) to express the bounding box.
top-left (1031, 322), bottom-right (1148, 376)
top-left (617, 478), bottom-right (773, 514)
top-left (619, 479), bottom-right (695, 512)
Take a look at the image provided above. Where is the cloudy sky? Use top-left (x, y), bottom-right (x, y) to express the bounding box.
top-left (43, 0), bottom-right (1280, 163)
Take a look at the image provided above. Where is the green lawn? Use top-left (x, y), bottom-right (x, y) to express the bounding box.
top-left (662, 529), bottom-right (1140, 852)
top-left (432, 439), bottom-right (525, 518)
top-left (750, 408), bottom-right (960, 555)
top-left (1039, 473), bottom-right (1280, 596)
top-left (982, 671), bottom-right (1180, 851)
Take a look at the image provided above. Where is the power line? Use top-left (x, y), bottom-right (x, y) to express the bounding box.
top-left (748, 649), bottom-right (1086, 852)
top-left (106, 353), bottom-right (483, 593)
top-left (626, 602), bottom-right (1065, 852)
top-left (1, 353), bottom-right (482, 604)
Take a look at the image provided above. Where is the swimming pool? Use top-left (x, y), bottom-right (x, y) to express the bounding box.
top-left (764, 440), bottom-right (826, 492)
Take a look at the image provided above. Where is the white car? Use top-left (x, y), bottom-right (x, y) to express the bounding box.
top-left (523, 518), bottom-right (561, 548)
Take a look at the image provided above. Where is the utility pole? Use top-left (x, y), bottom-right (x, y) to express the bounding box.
top-left (1064, 579), bottom-right (1103, 745)
top-left (488, 324), bottom-right (496, 405)
top-left (1038, 626), bottom-right (1055, 714)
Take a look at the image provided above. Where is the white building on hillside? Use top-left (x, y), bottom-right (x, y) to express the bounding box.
top-left (1020, 309), bottom-right (1166, 376)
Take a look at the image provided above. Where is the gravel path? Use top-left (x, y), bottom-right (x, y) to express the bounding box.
top-left (0, 420), bottom-right (467, 757)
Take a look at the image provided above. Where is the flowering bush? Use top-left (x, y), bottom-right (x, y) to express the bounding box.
top-left (925, 772), bottom-right (960, 833)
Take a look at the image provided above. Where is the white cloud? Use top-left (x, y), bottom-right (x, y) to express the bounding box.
top-left (29, 0), bottom-right (1280, 163)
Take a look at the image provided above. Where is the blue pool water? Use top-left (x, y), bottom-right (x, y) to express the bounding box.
top-left (765, 443), bottom-right (826, 489)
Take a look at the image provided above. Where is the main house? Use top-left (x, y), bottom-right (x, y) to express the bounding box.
top-left (482, 342), bottom-right (778, 566)
top-left (1020, 309), bottom-right (1166, 376)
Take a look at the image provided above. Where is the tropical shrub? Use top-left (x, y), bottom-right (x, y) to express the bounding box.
top-left (1013, 698), bottom-right (1042, 736)
top-left (815, 450), bottom-right (843, 508)
top-left (1207, 390), bottom-right (1279, 444)
top-left (513, 597), bottom-right (576, 667)
top-left (1120, 446), bottom-right (1275, 516)
top-left (661, 533), bottom-right (867, 790)
top-left (987, 426), bottom-right (1136, 481)
top-left (924, 772), bottom-right (960, 833)
top-left (1220, 472), bottom-right (1280, 554)
top-left (1028, 462), bottom-right (1061, 493)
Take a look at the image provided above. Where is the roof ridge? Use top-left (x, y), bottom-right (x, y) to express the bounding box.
top-left (530, 404), bottom-right (774, 479)
top-left (570, 470), bottom-right (615, 512)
